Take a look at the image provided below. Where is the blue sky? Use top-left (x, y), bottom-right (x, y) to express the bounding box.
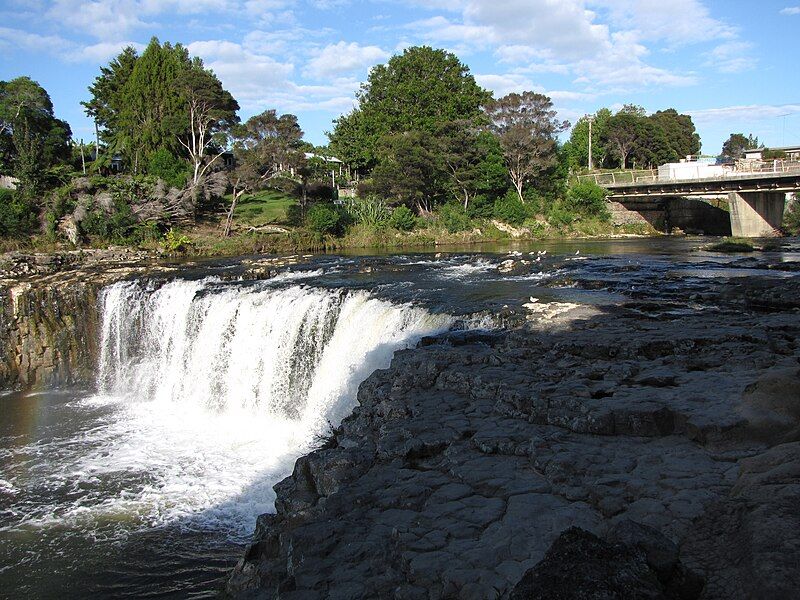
top-left (1, 0), bottom-right (799, 155)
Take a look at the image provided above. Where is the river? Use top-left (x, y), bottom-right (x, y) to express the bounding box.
top-left (1, 237), bottom-right (798, 598)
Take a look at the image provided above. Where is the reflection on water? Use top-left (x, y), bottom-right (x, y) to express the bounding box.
top-left (1, 237), bottom-right (798, 598)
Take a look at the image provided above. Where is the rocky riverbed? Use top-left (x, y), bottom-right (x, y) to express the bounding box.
top-left (228, 268), bottom-right (800, 599)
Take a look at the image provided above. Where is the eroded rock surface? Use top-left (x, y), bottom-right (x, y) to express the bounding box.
top-left (228, 278), bottom-right (800, 599)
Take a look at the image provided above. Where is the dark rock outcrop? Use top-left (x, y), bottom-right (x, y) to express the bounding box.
top-left (227, 277), bottom-right (800, 599)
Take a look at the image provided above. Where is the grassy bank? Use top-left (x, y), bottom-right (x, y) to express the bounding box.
top-left (0, 187), bottom-right (660, 259)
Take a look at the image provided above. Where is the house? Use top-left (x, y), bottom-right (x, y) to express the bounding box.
top-left (743, 145), bottom-right (800, 160)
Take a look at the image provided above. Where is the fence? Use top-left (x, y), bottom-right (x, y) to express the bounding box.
top-left (577, 160), bottom-right (800, 186)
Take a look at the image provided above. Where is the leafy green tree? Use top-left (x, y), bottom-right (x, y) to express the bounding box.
top-left (566, 108), bottom-right (611, 170)
top-left (484, 92), bottom-right (569, 203)
top-left (0, 77), bottom-right (72, 204)
top-left (602, 110), bottom-right (642, 169)
top-left (82, 46), bottom-right (139, 162)
top-left (721, 133), bottom-right (759, 159)
top-left (372, 130), bottom-right (445, 213)
top-left (329, 46), bottom-right (490, 172)
top-left (630, 119), bottom-right (674, 168)
top-left (86, 38), bottom-right (238, 179)
top-left (649, 109), bottom-right (701, 159)
top-left (224, 110), bottom-right (304, 235)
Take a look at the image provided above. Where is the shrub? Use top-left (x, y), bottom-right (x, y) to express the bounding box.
top-left (0, 189), bottom-right (37, 237)
top-left (388, 205), bottom-right (416, 231)
top-left (164, 228), bottom-right (192, 253)
top-left (437, 203), bottom-right (472, 233)
top-left (547, 201), bottom-right (576, 227)
top-left (347, 195), bottom-right (389, 227)
top-left (493, 190), bottom-right (528, 225)
top-left (147, 149), bottom-right (189, 189)
top-left (565, 181), bottom-right (610, 220)
top-left (307, 203), bottom-right (343, 235)
top-left (81, 198), bottom-right (137, 242)
top-left (783, 194), bottom-right (800, 235)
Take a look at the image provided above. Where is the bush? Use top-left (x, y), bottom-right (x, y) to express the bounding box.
top-left (147, 149), bottom-right (189, 189)
top-left (784, 194), bottom-right (800, 235)
top-left (81, 197), bottom-right (138, 242)
top-left (493, 190), bottom-right (528, 225)
top-left (547, 201), bottom-right (576, 227)
top-left (347, 195), bottom-right (389, 227)
top-left (565, 181), bottom-right (610, 220)
top-left (306, 203), bottom-right (343, 235)
top-left (388, 205), bottom-right (416, 231)
top-left (437, 203), bottom-right (473, 233)
top-left (0, 189), bottom-right (37, 237)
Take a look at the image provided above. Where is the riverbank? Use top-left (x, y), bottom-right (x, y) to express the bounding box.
top-left (227, 252), bottom-right (800, 599)
top-left (0, 215), bottom-right (657, 260)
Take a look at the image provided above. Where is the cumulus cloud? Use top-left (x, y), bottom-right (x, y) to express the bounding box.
top-left (305, 41), bottom-right (389, 79)
top-left (187, 39), bottom-right (295, 109)
top-left (780, 6), bottom-right (800, 15)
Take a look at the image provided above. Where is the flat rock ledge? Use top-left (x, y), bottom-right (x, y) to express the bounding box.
top-left (227, 284), bottom-right (800, 600)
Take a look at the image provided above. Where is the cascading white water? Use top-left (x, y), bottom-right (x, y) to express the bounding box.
top-left (77, 275), bottom-right (453, 536)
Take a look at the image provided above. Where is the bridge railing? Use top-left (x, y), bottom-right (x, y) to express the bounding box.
top-left (577, 159), bottom-right (800, 187)
top-left (576, 169), bottom-right (657, 186)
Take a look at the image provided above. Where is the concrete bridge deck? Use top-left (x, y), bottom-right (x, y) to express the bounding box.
top-left (580, 164), bottom-right (800, 237)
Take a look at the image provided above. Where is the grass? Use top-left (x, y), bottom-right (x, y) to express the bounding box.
top-left (230, 189), bottom-right (297, 228)
top-left (707, 237), bottom-right (755, 253)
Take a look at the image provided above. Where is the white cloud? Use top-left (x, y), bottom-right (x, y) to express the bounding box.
top-left (704, 41), bottom-right (755, 74)
top-left (305, 41), bottom-right (389, 79)
top-left (408, 0), bottom-right (699, 90)
top-left (780, 6), bottom-right (800, 15)
top-left (591, 0), bottom-right (736, 46)
top-left (187, 39), bottom-right (295, 109)
top-left (689, 104), bottom-right (800, 123)
top-left (0, 25), bottom-right (140, 63)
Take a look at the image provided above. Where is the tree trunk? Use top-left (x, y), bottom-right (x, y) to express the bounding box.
top-left (223, 190), bottom-right (243, 237)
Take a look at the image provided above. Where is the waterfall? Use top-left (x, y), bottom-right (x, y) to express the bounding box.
top-left (99, 276), bottom-right (452, 423)
top-left (82, 276), bottom-right (453, 535)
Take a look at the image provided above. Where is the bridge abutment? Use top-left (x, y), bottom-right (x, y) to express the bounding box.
top-left (728, 192), bottom-right (785, 237)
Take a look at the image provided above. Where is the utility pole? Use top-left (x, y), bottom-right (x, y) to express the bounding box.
top-left (587, 115), bottom-right (595, 171)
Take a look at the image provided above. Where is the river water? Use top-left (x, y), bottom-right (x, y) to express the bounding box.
top-left (1, 238), bottom-right (798, 598)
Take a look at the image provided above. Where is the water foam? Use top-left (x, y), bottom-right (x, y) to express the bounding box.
top-left (57, 277), bottom-right (454, 538)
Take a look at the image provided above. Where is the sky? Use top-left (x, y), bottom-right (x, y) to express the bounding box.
top-left (1, 0), bottom-right (799, 156)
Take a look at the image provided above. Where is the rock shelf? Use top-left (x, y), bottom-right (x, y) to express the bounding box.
top-left (228, 277), bottom-right (800, 599)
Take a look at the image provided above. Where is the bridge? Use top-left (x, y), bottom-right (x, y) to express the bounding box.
top-left (579, 161), bottom-right (800, 237)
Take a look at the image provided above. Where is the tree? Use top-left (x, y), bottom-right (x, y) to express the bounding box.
top-left (82, 46), bottom-right (139, 162)
top-left (721, 133), bottom-right (759, 159)
top-left (176, 66), bottom-right (239, 186)
top-left (0, 77), bottom-right (71, 200)
top-left (566, 108), bottom-right (611, 170)
top-left (602, 110), bottom-right (642, 169)
top-left (328, 46), bottom-right (490, 172)
top-left (436, 120), bottom-right (487, 210)
top-left (224, 110), bottom-right (304, 236)
top-left (372, 130), bottom-right (445, 214)
top-left (484, 92), bottom-right (569, 203)
top-left (86, 38), bottom-right (239, 179)
top-left (649, 109), bottom-right (701, 159)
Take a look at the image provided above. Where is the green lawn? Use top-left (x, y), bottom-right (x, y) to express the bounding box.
top-left (231, 189), bottom-right (297, 227)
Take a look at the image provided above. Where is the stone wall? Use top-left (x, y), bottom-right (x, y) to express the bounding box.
top-left (0, 280), bottom-right (102, 389)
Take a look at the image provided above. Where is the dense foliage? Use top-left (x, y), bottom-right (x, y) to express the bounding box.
top-left (566, 105), bottom-right (701, 170)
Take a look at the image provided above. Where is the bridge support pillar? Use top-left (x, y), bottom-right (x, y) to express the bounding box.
top-left (727, 191), bottom-right (785, 237)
